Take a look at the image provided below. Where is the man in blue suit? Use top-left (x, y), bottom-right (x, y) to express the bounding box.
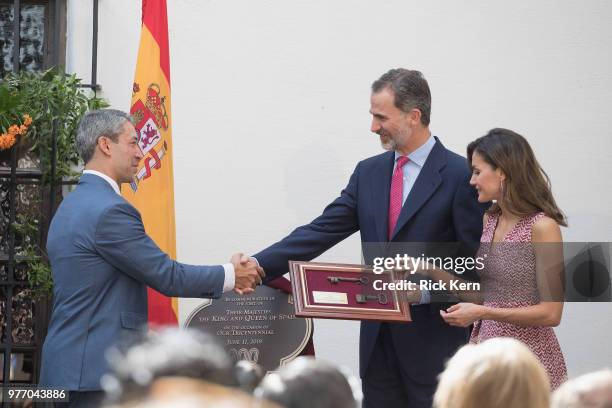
top-left (40, 109), bottom-right (264, 407)
top-left (253, 69), bottom-right (487, 407)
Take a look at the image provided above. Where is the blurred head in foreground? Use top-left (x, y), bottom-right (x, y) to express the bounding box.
top-left (433, 337), bottom-right (550, 408)
top-left (255, 357), bottom-right (359, 408)
top-left (234, 359), bottom-right (265, 393)
top-left (105, 377), bottom-right (280, 408)
top-left (102, 328), bottom-right (235, 404)
top-left (551, 369), bottom-right (612, 408)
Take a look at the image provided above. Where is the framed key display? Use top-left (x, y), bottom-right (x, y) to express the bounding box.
top-left (288, 261), bottom-right (411, 322)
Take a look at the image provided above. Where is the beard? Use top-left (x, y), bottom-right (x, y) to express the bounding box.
top-left (378, 126), bottom-right (414, 152)
top-left (379, 130), bottom-right (398, 151)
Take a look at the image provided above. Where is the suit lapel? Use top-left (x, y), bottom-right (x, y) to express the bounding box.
top-left (390, 139), bottom-right (447, 240)
top-left (370, 151), bottom-right (395, 242)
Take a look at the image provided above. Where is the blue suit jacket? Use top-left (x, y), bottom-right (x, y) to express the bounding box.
top-left (254, 137), bottom-right (487, 381)
top-left (40, 173), bottom-right (225, 390)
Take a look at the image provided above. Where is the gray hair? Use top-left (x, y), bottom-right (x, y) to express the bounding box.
top-left (254, 357), bottom-right (359, 408)
top-left (76, 109), bottom-right (134, 164)
top-left (551, 369), bottom-right (612, 408)
top-left (371, 68), bottom-right (432, 126)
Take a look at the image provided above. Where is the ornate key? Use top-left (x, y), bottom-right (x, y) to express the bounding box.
top-left (327, 276), bottom-right (369, 285)
top-left (356, 293), bottom-right (388, 305)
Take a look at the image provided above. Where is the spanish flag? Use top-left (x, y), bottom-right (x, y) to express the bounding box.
top-left (123, 0), bottom-right (177, 327)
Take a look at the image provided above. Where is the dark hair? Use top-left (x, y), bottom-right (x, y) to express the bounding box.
top-left (255, 357), bottom-right (357, 408)
top-left (467, 128), bottom-right (567, 226)
top-left (102, 328), bottom-right (235, 404)
top-left (371, 68), bottom-right (431, 126)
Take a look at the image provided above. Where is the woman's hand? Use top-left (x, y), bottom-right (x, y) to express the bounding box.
top-left (440, 303), bottom-right (485, 327)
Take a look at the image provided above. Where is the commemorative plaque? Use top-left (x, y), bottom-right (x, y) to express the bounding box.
top-left (289, 261), bottom-right (411, 322)
top-left (185, 285), bottom-right (313, 372)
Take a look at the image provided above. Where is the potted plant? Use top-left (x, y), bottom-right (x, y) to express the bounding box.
top-left (1, 68), bottom-right (108, 177)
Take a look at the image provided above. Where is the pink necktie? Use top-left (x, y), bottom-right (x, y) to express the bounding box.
top-left (388, 156), bottom-right (409, 240)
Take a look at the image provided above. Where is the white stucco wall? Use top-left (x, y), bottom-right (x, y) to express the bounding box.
top-left (66, 0), bottom-right (612, 379)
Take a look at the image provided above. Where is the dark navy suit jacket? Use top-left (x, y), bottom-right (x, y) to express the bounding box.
top-left (40, 174), bottom-right (225, 390)
top-left (254, 137), bottom-right (487, 382)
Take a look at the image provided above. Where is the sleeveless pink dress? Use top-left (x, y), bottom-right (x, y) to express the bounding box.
top-left (469, 211), bottom-right (567, 389)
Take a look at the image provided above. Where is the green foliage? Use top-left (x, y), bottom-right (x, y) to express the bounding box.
top-left (0, 85), bottom-right (24, 129)
top-left (2, 67), bottom-right (108, 181)
top-left (12, 213), bottom-right (38, 241)
top-left (11, 213), bottom-right (52, 299)
top-left (25, 251), bottom-right (53, 300)
top-left (2, 67), bottom-right (109, 297)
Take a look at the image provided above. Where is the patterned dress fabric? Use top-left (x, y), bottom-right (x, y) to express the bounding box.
top-left (470, 211), bottom-right (568, 389)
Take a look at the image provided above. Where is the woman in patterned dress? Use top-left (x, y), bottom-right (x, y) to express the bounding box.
top-left (422, 128), bottom-right (567, 389)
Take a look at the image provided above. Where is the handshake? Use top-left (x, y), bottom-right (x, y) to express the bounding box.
top-left (230, 253), bottom-right (266, 295)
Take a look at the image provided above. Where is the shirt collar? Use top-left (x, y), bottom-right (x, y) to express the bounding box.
top-left (82, 170), bottom-right (121, 195)
top-left (394, 134), bottom-right (436, 167)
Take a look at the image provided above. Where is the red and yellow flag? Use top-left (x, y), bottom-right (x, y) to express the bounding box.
top-left (123, 0), bottom-right (177, 327)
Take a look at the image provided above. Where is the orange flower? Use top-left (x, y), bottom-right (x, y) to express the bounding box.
top-left (23, 114), bottom-right (32, 126)
top-left (8, 124), bottom-right (20, 136)
top-left (18, 124), bottom-right (28, 135)
top-left (0, 133), bottom-right (17, 150)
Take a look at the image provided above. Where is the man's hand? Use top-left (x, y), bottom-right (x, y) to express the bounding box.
top-left (231, 253), bottom-right (265, 295)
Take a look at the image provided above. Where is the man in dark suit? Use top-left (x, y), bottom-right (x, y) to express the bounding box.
top-left (40, 109), bottom-right (264, 407)
top-left (253, 69), bottom-right (487, 407)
